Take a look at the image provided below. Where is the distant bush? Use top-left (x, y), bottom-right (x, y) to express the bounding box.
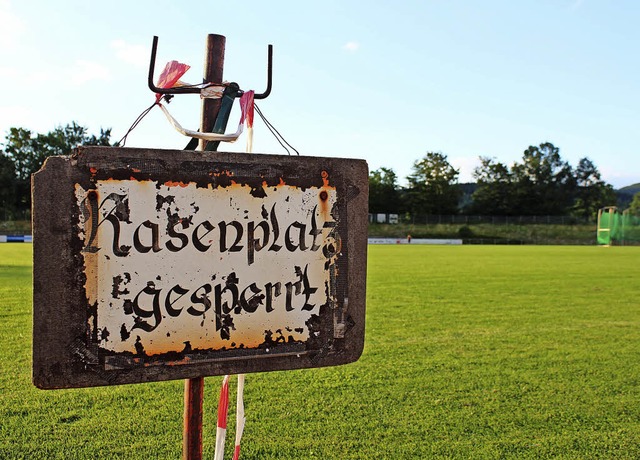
top-left (458, 225), bottom-right (474, 238)
top-left (369, 221), bottom-right (597, 245)
top-left (0, 220), bottom-right (31, 235)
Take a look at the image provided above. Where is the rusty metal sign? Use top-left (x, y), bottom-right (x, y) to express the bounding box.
top-left (32, 146), bottom-right (368, 389)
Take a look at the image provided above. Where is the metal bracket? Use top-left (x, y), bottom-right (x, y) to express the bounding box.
top-left (147, 35), bottom-right (272, 100)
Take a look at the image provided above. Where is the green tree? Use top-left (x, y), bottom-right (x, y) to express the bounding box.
top-left (510, 142), bottom-right (575, 215)
top-left (629, 192), bottom-right (640, 215)
top-left (0, 153), bottom-right (16, 219)
top-left (572, 157), bottom-right (616, 220)
top-left (1, 128), bottom-right (38, 213)
top-left (368, 167), bottom-right (399, 214)
top-left (1, 122), bottom-right (112, 215)
top-left (405, 152), bottom-right (461, 215)
top-left (469, 143), bottom-right (614, 217)
top-left (470, 157), bottom-right (515, 215)
top-left (38, 122), bottom-right (111, 158)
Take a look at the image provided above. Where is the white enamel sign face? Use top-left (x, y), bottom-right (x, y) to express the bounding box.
top-left (75, 179), bottom-right (337, 358)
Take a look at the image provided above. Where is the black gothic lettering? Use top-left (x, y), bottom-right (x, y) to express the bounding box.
top-left (264, 282), bottom-right (281, 313)
top-left (309, 205), bottom-right (322, 251)
top-left (247, 220), bottom-right (270, 265)
top-left (285, 221), bottom-right (308, 252)
top-left (188, 283), bottom-right (212, 316)
top-left (133, 220), bottom-right (162, 253)
top-left (82, 191), bottom-right (131, 256)
top-left (118, 264), bottom-right (320, 342)
top-left (192, 220), bottom-right (215, 252)
top-left (131, 282), bottom-right (162, 332)
top-left (165, 284), bottom-right (189, 317)
top-left (166, 218), bottom-right (189, 252)
top-left (214, 273), bottom-right (239, 333)
top-left (239, 283), bottom-right (264, 313)
top-left (268, 203), bottom-right (283, 252)
top-left (219, 221), bottom-right (244, 253)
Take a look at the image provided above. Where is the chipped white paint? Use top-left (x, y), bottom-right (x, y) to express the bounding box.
top-left (75, 179), bottom-right (338, 357)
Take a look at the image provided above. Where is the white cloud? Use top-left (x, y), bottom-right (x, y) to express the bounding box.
top-left (0, 0), bottom-right (25, 51)
top-left (69, 60), bottom-right (111, 85)
top-left (111, 39), bottom-right (148, 68)
top-left (343, 41), bottom-right (360, 52)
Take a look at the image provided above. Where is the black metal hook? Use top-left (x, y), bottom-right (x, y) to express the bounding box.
top-left (147, 36), bottom-right (273, 99)
top-left (254, 44), bottom-right (272, 100)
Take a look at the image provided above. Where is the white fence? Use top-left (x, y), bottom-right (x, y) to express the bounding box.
top-left (368, 238), bottom-right (462, 245)
top-left (0, 235), bottom-right (32, 243)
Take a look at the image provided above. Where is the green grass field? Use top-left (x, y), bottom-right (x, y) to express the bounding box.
top-left (1, 244), bottom-right (640, 459)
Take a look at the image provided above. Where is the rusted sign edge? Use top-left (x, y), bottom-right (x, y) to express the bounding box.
top-left (32, 147), bottom-right (368, 389)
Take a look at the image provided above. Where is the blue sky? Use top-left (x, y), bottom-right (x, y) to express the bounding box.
top-left (1, 0), bottom-right (638, 188)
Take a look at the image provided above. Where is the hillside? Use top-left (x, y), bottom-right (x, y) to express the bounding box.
top-left (458, 182), bottom-right (636, 210)
top-left (618, 183), bottom-right (640, 195)
top-left (616, 182), bottom-right (640, 209)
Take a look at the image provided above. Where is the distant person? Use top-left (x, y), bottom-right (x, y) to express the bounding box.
top-left (407, 234), bottom-right (412, 244)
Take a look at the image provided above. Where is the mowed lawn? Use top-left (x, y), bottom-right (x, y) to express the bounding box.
top-left (1, 244), bottom-right (640, 459)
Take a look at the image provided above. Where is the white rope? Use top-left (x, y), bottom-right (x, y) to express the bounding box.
top-left (158, 103), bottom-right (244, 142)
top-left (200, 85), bottom-right (226, 99)
top-left (233, 374), bottom-right (246, 460)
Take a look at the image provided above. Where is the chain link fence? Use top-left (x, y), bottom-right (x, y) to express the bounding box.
top-left (370, 213), bottom-right (593, 225)
top-left (368, 213), bottom-right (598, 245)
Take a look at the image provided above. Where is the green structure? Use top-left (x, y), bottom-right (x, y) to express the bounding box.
top-left (597, 207), bottom-right (620, 245)
top-left (622, 209), bottom-right (640, 245)
top-left (597, 207), bottom-right (640, 245)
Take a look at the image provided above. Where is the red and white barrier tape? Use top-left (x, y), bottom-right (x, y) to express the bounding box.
top-left (214, 375), bottom-right (230, 460)
top-left (213, 374), bottom-right (246, 460)
top-left (233, 374), bottom-right (246, 460)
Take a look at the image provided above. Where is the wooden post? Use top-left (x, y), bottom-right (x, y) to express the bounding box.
top-left (183, 376), bottom-right (205, 460)
top-left (184, 33), bottom-right (226, 460)
top-left (199, 34), bottom-right (226, 151)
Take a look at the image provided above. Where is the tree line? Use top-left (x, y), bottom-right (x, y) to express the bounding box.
top-left (0, 123), bottom-right (112, 219)
top-left (0, 123), bottom-right (627, 222)
top-left (370, 142), bottom-right (619, 220)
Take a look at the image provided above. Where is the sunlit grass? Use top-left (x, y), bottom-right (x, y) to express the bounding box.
top-left (1, 244), bottom-right (639, 458)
